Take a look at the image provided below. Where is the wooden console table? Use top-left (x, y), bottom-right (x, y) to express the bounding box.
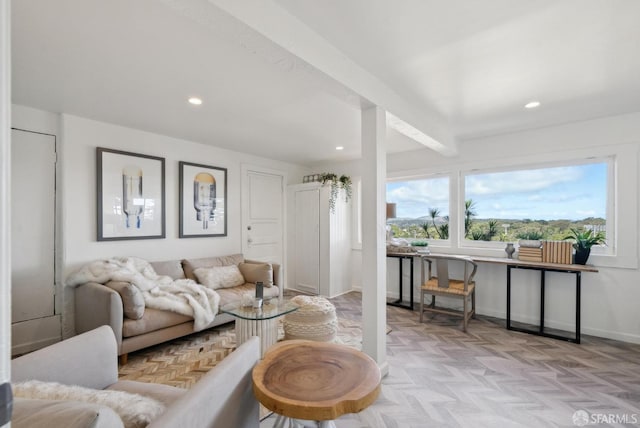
top-left (252, 340), bottom-right (381, 427)
top-left (466, 256), bottom-right (598, 344)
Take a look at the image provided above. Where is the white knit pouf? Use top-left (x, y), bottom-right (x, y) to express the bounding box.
top-left (284, 295), bottom-right (338, 342)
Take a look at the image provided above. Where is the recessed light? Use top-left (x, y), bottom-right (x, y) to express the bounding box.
top-left (336, 146), bottom-right (344, 151)
top-left (188, 97), bottom-right (203, 105)
top-left (524, 101), bottom-right (540, 109)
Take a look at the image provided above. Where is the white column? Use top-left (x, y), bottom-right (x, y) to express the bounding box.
top-left (360, 106), bottom-right (388, 376)
top-left (0, 0), bottom-right (11, 426)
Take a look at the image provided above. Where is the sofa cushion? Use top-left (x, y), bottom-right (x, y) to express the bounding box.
top-left (150, 260), bottom-right (185, 280)
top-left (105, 281), bottom-right (145, 320)
top-left (122, 308), bottom-right (192, 338)
top-left (182, 254), bottom-right (245, 281)
top-left (12, 397), bottom-right (124, 428)
top-left (217, 283), bottom-right (280, 307)
top-left (193, 265), bottom-right (245, 290)
top-left (238, 262), bottom-right (274, 287)
top-left (13, 380), bottom-right (165, 428)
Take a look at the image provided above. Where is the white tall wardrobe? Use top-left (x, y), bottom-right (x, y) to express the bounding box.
top-left (287, 182), bottom-right (352, 298)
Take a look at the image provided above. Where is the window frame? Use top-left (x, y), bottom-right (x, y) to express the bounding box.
top-left (458, 156), bottom-right (615, 255)
top-left (385, 172), bottom-right (453, 248)
top-left (381, 143), bottom-right (635, 269)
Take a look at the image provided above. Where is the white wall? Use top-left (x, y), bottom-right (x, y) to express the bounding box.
top-left (11, 105), bottom-right (640, 345)
top-left (10, 109), bottom-right (309, 339)
top-left (319, 112), bottom-right (640, 344)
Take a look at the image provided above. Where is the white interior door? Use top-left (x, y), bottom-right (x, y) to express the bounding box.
top-left (11, 129), bottom-right (56, 323)
top-left (241, 165), bottom-right (285, 271)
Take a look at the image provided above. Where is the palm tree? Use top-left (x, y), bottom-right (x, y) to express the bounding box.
top-left (429, 208), bottom-right (442, 239)
top-left (487, 220), bottom-right (499, 240)
top-left (464, 199), bottom-right (477, 238)
top-left (438, 223), bottom-right (449, 239)
top-left (420, 222), bottom-right (430, 239)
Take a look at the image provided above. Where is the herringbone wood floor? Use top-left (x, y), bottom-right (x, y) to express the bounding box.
top-left (262, 291), bottom-right (640, 428)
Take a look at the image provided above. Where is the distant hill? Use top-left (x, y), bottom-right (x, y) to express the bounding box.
top-left (389, 216), bottom-right (606, 241)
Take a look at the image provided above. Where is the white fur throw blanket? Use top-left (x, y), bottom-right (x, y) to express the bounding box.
top-left (13, 380), bottom-right (165, 428)
top-left (66, 257), bottom-right (219, 331)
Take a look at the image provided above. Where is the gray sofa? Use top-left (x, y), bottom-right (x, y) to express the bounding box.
top-left (11, 325), bottom-right (260, 428)
top-left (74, 254), bottom-right (281, 362)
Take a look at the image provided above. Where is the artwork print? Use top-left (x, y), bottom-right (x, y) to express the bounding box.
top-left (97, 147), bottom-right (165, 241)
top-left (179, 161), bottom-right (227, 237)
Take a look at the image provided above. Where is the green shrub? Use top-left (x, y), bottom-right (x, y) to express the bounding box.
top-left (516, 230), bottom-right (545, 240)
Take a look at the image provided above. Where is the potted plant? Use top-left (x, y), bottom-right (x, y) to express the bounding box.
top-left (563, 228), bottom-right (606, 265)
top-left (516, 230), bottom-right (545, 248)
top-left (411, 240), bottom-right (429, 254)
top-left (320, 173), bottom-right (352, 212)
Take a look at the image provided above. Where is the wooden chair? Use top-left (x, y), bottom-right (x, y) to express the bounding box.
top-left (419, 254), bottom-right (477, 332)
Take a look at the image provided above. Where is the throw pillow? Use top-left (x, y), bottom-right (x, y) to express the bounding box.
top-left (13, 380), bottom-right (165, 428)
top-left (193, 265), bottom-right (245, 290)
top-left (182, 254), bottom-right (245, 281)
top-left (238, 262), bottom-right (274, 287)
top-left (12, 397), bottom-right (124, 428)
top-left (105, 281), bottom-right (145, 320)
top-left (149, 260), bottom-right (185, 280)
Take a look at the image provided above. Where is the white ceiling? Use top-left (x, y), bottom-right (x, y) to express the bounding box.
top-left (12, 0), bottom-right (640, 166)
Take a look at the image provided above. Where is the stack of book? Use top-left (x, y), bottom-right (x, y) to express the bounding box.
top-left (518, 246), bottom-right (543, 262)
top-left (542, 241), bottom-right (573, 264)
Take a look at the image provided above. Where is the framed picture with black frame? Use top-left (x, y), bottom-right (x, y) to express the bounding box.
top-left (97, 147), bottom-right (166, 241)
top-left (179, 161), bottom-right (227, 238)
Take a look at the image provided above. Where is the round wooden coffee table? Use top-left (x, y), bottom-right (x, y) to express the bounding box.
top-left (252, 340), bottom-right (381, 428)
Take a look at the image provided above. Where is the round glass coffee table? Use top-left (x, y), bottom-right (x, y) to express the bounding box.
top-left (221, 300), bottom-right (298, 357)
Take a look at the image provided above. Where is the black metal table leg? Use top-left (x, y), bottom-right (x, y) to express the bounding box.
top-left (409, 257), bottom-right (414, 310)
top-left (540, 270), bottom-right (546, 334)
top-left (576, 272), bottom-right (581, 344)
top-left (507, 265), bottom-right (582, 344)
top-left (386, 254), bottom-right (416, 310)
top-left (506, 265), bottom-right (512, 330)
top-left (398, 257), bottom-right (403, 303)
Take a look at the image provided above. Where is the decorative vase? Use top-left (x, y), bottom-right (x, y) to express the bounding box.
top-left (574, 247), bottom-right (591, 265)
top-left (505, 243), bottom-right (516, 259)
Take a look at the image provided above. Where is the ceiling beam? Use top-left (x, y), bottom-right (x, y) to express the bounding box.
top-left (206, 0), bottom-right (457, 156)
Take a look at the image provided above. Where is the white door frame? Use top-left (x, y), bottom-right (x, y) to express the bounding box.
top-left (240, 163), bottom-right (287, 288)
top-left (1, 0), bottom-right (11, 424)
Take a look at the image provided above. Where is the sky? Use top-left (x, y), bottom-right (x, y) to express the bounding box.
top-left (386, 162), bottom-right (607, 221)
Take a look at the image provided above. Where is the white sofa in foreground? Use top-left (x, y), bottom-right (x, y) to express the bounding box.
top-left (11, 325), bottom-right (260, 428)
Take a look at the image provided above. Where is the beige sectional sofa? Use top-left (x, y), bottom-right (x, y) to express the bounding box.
top-left (12, 325), bottom-right (260, 427)
top-left (74, 254), bottom-right (280, 362)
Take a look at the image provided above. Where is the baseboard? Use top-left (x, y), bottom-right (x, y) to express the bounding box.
top-left (479, 308), bottom-right (640, 344)
top-left (326, 289), bottom-right (354, 298)
top-left (11, 315), bottom-right (61, 356)
top-left (378, 360), bottom-right (390, 378)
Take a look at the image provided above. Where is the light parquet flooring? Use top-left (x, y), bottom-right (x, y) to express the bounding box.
top-left (118, 326), bottom-right (236, 388)
top-left (262, 291), bottom-right (640, 428)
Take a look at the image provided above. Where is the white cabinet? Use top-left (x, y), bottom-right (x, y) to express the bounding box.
top-left (11, 129), bottom-right (61, 355)
top-left (288, 183), bottom-right (352, 298)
